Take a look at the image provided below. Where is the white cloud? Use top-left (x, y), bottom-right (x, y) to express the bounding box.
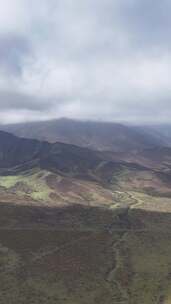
top-left (0, 0), bottom-right (170, 124)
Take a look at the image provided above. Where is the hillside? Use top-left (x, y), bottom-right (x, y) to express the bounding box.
top-left (137, 124), bottom-right (171, 147)
top-left (0, 130), bottom-right (170, 204)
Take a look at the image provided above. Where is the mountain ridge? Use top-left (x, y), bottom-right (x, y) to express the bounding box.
top-left (0, 129), bottom-right (170, 206)
top-left (0, 118), bottom-right (164, 153)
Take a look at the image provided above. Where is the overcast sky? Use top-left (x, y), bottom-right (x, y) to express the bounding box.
top-left (0, 0), bottom-right (170, 124)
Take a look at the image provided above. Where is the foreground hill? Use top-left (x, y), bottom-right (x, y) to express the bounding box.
top-left (0, 201), bottom-right (171, 304)
top-left (0, 118), bottom-right (162, 152)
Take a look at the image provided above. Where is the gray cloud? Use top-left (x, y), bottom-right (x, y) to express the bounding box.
top-left (0, 0), bottom-right (170, 124)
top-left (119, 0), bottom-right (171, 49)
top-left (0, 34), bottom-right (30, 74)
top-left (0, 91), bottom-right (55, 111)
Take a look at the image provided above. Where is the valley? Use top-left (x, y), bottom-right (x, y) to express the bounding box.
top-left (0, 201), bottom-right (171, 303)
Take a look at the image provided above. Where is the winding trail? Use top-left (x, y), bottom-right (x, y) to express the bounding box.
top-left (106, 230), bottom-right (129, 303)
top-left (105, 191), bottom-right (144, 303)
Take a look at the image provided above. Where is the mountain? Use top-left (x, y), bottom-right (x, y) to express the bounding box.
top-left (0, 129), bottom-right (107, 178)
top-left (136, 124), bottom-right (171, 146)
top-left (0, 118), bottom-right (162, 152)
top-left (0, 130), bottom-right (171, 303)
top-left (0, 130), bottom-right (170, 202)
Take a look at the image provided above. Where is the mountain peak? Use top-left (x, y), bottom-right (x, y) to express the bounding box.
top-left (0, 119), bottom-right (162, 153)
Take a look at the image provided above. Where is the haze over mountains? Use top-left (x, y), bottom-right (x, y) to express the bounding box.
top-left (1, 118), bottom-right (171, 153)
top-left (138, 124), bottom-right (171, 146)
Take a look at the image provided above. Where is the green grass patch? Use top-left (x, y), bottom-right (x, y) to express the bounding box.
top-left (0, 175), bottom-right (22, 188)
top-left (0, 170), bottom-right (53, 201)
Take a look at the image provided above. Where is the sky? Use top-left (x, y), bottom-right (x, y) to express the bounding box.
top-left (0, 0), bottom-right (171, 124)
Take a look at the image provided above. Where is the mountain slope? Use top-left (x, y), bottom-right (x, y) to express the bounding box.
top-left (0, 118), bottom-right (161, 152)
top-left (0, 130), bottom-right (170, 205)
top-left (0, 130), bottom-right (101, 174)
top-left (137, 124), bottom-right (171, 147)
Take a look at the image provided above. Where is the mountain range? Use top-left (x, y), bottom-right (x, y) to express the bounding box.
top-left (2, 118), bottom-right (170, 152)
top-left (0, 128), bottom-right (170, 204)
top-left (0, 121), bottom-right (171, 303)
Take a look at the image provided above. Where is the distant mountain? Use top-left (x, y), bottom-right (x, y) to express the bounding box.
top-left (136, 124), bottom-right (171, 147)
top-left (0, 118), bottom-right (162, 153)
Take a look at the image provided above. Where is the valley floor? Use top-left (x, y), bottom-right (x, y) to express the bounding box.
top-left (0, 195), bottom-right (171, 304)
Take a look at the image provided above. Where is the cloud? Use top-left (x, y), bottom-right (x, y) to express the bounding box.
top-left (0, 34), bottom-right (30, 74)
top-left (0, 0), bottom-right (170, 124)
top-left (0, 90), bottom-right (57, 111)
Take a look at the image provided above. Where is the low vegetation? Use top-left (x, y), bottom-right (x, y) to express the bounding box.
top-left (0, 201), bottom-right (171, 303)
top-left (0, 169), bottom-right (53, 202)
